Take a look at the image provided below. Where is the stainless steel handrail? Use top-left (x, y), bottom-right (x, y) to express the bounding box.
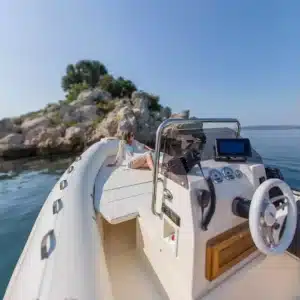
top-left (151, 118), bottom-right (241, 216)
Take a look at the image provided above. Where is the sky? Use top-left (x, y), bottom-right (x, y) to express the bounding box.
top-left (0, 0), bottom-right (300, 125)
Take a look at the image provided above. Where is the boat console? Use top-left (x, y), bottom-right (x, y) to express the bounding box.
top-left (139, 118), bottom-right (299, 299)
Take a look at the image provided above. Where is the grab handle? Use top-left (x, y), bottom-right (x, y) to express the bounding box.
top-left (60, 180), bottom-right (68, 190)
top-left (52, 199), bottom-right (63, 215)
top-left (67, 165), bottom-right (74, 174)
top-left (41, 229), bottom-right (56, 260)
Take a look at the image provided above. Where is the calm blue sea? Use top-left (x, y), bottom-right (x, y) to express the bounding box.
top-left (0, 130), bottom-right (300, 298)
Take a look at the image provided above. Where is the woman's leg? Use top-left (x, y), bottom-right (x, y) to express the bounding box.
top-left (129, 155), bottom-right (148, 169)
top-left (129, 153), bottom-right (154, 170)
top-left (145, 152), bottom-right (154, 170)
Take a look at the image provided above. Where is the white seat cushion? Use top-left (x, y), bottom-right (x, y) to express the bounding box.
top-left (94, 157), bottom-right (153, 224)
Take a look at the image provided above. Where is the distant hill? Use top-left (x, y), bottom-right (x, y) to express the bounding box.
top-left (243, 125), bottom-right (300, 130)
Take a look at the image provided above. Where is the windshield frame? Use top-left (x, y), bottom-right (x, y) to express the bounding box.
top-left (151, 118), bottom-right (241, 216)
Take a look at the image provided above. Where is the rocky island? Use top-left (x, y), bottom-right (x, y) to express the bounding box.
top-left (0, 60), bottom-right (188, 160)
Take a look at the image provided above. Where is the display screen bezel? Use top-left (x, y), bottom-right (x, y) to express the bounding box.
top-left (215, 138), bottom-right (252, 158)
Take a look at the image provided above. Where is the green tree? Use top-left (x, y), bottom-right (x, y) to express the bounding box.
top-left (99, 74), bottom-right (115, 94)
top-left (164, 106), bottom-right (172, 118)
top-left (99, 75), bottom-right (137, 98)
top-left (115, 77), bottom-right (137, 98)
top-left (147, 94), bottom-right (161, 111)
top-left (61, 60), bottom-right (108, 92)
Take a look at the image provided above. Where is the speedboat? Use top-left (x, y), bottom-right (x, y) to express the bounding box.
top-left (4, 118), bottom-right (300, 300)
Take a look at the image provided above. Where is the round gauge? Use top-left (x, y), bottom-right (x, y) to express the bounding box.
top-left (222, 167), bottom-right (235, 180)
top-left (209, 169), bottom-right (223, 183)
top-left (235, 169), bottom-right (243, 179)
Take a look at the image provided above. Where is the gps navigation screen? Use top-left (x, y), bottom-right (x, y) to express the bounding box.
top-left (216, 138), bottom-right (252, 157)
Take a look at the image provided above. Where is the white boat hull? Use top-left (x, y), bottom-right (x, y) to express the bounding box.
top-left (4, 138), bottom-right (119, 300)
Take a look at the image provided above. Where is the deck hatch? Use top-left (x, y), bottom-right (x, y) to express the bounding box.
top-left (205, 221), bottom-right (256, 281)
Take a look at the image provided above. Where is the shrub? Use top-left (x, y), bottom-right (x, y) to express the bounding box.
top-left (99, 74), bottom-right (114, 94)
top-left (164, 106), bottom-right (172, 118)
top-left (99, 75), bottom-right (137, 98)
top-left (147, 94), bottom-right (161, 112)
top-left (12, 117), bottom-right (24, 126)
top-left (20, 110), bottom-right (43, 120)
top-left (64, 120), bottom-right (78, 127)
top-left (96, 101), bottom-right (115, 113)
top-left (58, 100), bottom-right (67, 105)
top-left (50, 112), bottom-right (62, 126)
top-left (65, 82), bottom-right (89, 103)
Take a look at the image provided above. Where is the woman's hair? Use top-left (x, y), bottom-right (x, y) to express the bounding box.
top-left (122, 131), bottom-right (134, 143)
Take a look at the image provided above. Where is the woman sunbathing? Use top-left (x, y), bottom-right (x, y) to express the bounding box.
top-left (107, 131), bottom-right (154, 170)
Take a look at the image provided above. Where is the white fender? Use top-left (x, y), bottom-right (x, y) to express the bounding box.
top-left (4, 138), bottom-right (119, 300)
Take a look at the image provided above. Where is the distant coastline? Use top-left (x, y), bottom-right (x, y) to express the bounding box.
top-left (243, 125), bottom-right (300, 130)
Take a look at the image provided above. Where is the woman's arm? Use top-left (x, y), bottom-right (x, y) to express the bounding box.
top-left (144, 145), bottom-right (153, 151)
top-left (135, 140), bottom-right (153, 152)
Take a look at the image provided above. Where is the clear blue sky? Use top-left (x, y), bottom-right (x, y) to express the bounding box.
top-left (0, 0), bottom-right (299, 125)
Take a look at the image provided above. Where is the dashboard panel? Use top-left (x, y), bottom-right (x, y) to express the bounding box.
top-left (189, 160), bottom-right (267, 204)
top-left (209, 166), bottom-right (243, 184)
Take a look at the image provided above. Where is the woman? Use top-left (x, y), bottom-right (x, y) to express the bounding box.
top-left (108, 131), bottom-right (154, 170)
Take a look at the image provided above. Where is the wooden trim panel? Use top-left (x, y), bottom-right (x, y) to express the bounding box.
top-left (205, 222), bottom-right (257, 281)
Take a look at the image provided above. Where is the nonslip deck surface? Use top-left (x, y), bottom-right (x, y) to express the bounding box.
top-left (204, 253), bottom-right (300, 300)
top-left (102, 219), bottom-right (168, 300)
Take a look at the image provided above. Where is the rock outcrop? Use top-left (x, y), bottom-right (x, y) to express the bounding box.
top-left (0, 133), bottom-right (24, 145)
top-left (0, 87), bottom-right (191, 160)
top-left (70, 88), bottom-right (111, 107)
top-left (21, 116), bottom-right (51, 133)
top-left (171, 110), bottom-right (190, 119)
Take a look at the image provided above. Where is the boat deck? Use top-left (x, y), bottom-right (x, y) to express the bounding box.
top-left (203, 253), bottom-right (300, 300)
top-left (100, 217), bottom-right (168, 300)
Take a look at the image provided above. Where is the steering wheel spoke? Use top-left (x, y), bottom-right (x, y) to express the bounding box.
top-left (275, 201), bottom-right (288, 221)
top-left (262, 225), bottom-right (277, 247)
top-left (270, 194), bottom-right (287, 203)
